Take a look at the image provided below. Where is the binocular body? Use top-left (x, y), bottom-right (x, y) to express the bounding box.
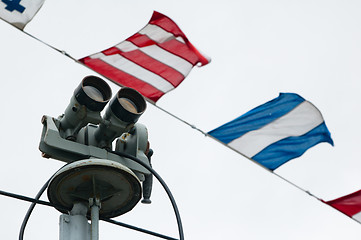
top-left (39, 76), bottom-right (153, 218)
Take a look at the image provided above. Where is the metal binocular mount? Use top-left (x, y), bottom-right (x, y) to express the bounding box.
top-left (39, 75), bottom-right (153, 240)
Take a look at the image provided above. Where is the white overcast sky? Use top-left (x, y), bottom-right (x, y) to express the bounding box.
top-left (0, 0), bottom-right (361, 239)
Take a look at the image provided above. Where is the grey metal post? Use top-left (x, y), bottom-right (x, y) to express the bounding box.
top-left (60, 202), bottom-right (90, 240)
top-left (89, 198), bottom-right (101, 240)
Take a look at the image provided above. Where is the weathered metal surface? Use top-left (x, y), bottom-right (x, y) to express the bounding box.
top-left (48, 159), bottom-right (142, 218)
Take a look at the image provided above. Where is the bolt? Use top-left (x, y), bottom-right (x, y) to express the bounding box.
top-left (41, 115), bottom-right (47, 125)
top-left (41, 152), bottom-right (51, 158)
top-left (64, 216), bottom-right (70, 223)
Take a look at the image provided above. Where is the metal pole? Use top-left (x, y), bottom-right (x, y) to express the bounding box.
top-left (89, 198), bottom-right (101, 240)
top-left (60, 202), bottom-right (90, 240)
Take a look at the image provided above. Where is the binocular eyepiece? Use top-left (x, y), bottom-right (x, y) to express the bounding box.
top-left (74, 75), bottom-right (112, 111)
top-left (109, 87), bottom-right (147, 124)
top-left (59, 75), bottom-right (146, 147)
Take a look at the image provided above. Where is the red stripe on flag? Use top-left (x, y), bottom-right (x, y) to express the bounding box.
top-left (185, 41), bottom-right (210, 66)
top-left (148, 11), bottom-right (210, 66)
top-left (79, 57), bottom-right (164, 102)
top-left (159, 39), bottom-right (201, 66)
top-left (102, 47), bottom-right (185, 87)
top-left (127, 33), bottom-right (157, 47)
top-left (325, 189), bottom-right (361, 217)
top-left (149, 11), bottom-right (186, 38)
top-left (102, 47), bottom-right (121, 55)
top-left (127, 33), bottom-right (203, 66)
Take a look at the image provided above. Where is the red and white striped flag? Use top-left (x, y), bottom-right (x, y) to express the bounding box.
top-left (79, 11), bottom-right (210, 102)
top-left (324, 189), bottom-right (361, 223)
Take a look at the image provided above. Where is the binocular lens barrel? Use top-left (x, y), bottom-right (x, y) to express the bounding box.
top-left (74, 76), bottom-right (112, 111)
top-left (110, 88), bottom-right (147, 124)
top-left (60, 75), bottom-right (146, 144)
top-left (93, 87), bottom-right (146, 148)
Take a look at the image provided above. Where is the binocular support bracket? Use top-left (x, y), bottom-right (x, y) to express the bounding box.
top-left (39, 115), bottom-right (151, 178)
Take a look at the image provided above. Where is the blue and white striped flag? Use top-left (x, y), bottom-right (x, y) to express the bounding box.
top-left (208, 93), bottom-right (334, 170)
top-left (0, 0), bottom-right (45, 29)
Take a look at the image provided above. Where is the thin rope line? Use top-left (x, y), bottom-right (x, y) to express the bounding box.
top-left (0, 188), bottom-right (179, 240)
top-left (110, 150), bottom-right (184, 240)
top-left (147, 102), bottom-right (329, 204)
top-left (151, 104), bottom-right (208, 136)
top-left (101, 218), bottom-right (178, 240)
top-left (19, 176), bottom-right (54, 240)
top-left (0, 189), bottom-right (56, 208)
top-left (22, 30), bottom-right (78, 62)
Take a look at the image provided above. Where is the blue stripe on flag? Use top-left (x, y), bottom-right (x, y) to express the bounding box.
top-left (208, 93), bottom-right (334, 170)
top-left (208, 93), bottom-right (305, 144)
top-left (252, 122), bottom-right (334, 170)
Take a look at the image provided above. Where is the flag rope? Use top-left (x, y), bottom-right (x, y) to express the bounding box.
top-left (22, 30), bottom-right (79, 62)
top-left (149, 104), bottom-right (326, 205)
top-left (6, 24), bottom-right (350, 224)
